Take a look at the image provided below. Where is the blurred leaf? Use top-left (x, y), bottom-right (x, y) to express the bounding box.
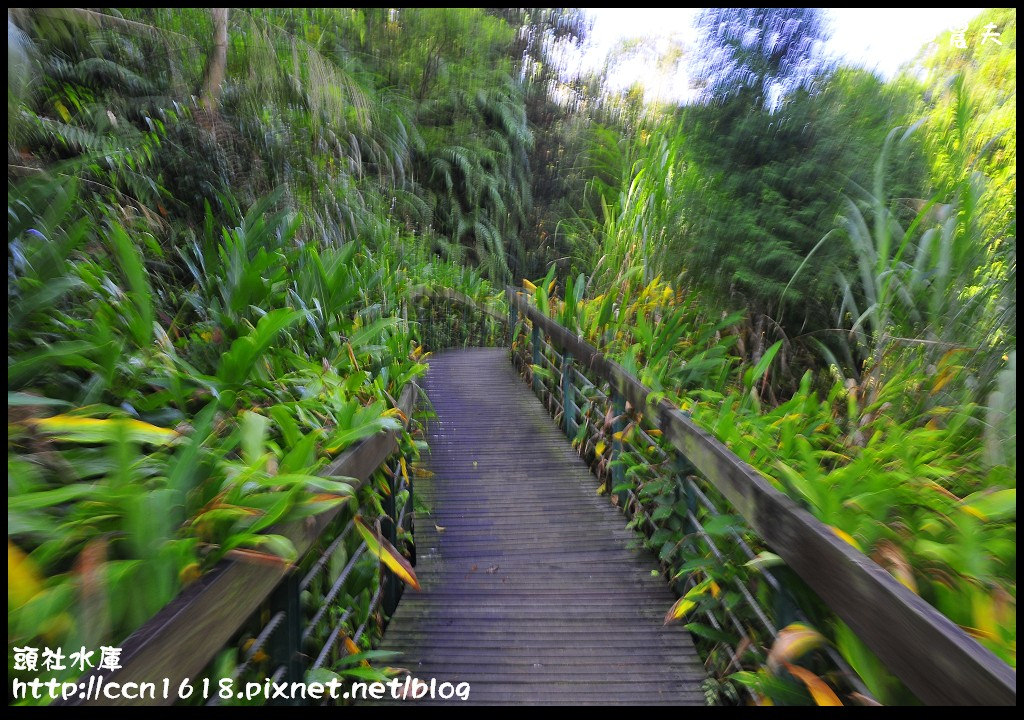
top-left (354, 515), bottom-right (420, 590)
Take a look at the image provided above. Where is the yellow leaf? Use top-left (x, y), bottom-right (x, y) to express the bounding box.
top-left (784, 663), bottom-right (843, 706)
top-left (382, 406), bottom-right (406, 422)
top-left (594, 441), bottom-right (607, 456)
top-left (931, 368), bottom-right (956, 395)
top-left (27, 415), bottom-right (180, 445)
top-left (768, 623), bottom-right (827, 672)
top-left (961, 624), bottom-right (998, 642)
top-left (971, 587), bottom-right (1000, 641)
top-left (179, 562), bottom-right (202, 585)
top-left (342, 634), bottom-right (370, 666)
top-left (664, 598), bottom-right (697, 624)
top-left (925, 481), bottom-right (961, 501)
top-left (829, 526), bottom-right (862, 552)
top-left (522, 278), bottom-right (537, 291)
top-left (664, 578), bottom-right (717, 624)
top-left (354, 516), bottom-right (420, 590)
top-left (346, 342), bottom-right (360, 371)
top-left (241, 638), bottom-right (269, 664)
top-left (8, 541), bottom-right (43, 609)
top-left (343, 635), bottom-right (360, 654)
top-left (55, 100), bottom-right (71, 122)
top-left (961, 505), bottom-right (988, 521)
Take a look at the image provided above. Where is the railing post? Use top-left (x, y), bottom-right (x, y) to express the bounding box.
top-left (404, 466), bottom-right (416, 568)
top-left (508, 302), bottom-right (517, 348)
top-left (610, 389), bottom-right (627, 506)
top-left (508, 309), bottom-right (515, 347)
top-left (461, 298), bottom-right (468, 348)
top-left (415, 301), bottom-right (425, 352)
top-left (531, 324), bottom-right (542, 395)
top-left (268, 570), bottom-right (303, 703)
top-left (382, 461), bottom-right (400, 617)
top-left (674, 453), bottom-right (697, 537)
top-left (561, 352), bottom-right (576, 438)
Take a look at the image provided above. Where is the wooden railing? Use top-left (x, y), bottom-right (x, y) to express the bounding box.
top-left (57, 287), bottom-right (1014, 706)
top-left (506, 286), bottom-right (1016, 706)
top-left (410, 286), bottom-right (509, 351)
top-left (63, 383), bottom-right (419, 706)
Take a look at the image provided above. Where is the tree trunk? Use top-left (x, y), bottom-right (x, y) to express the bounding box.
top-left (201, 8), bottom-right (228, 111)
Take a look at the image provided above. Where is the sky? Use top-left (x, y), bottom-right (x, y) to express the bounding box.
top-left (577, 8), bottom-right (984, 102)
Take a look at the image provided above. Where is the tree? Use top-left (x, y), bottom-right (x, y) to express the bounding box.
top-left (693, 7), bottom-right (828, 109)
top-left (200, 8), bottom-right (228, 110)
top-left (675, 8), bottom-right (926, 350)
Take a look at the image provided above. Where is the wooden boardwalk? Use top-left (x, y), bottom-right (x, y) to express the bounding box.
top-left (377, 348), bottom-right (705, 705)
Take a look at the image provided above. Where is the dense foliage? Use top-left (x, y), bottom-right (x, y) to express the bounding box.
top-left (551, 6), bottom-right (1016, 705)
top-left (8, 6), bottom-right (1017, 707)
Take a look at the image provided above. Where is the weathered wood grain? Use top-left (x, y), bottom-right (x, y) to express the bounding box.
top-left (376, 349), bottom-right (705, 705)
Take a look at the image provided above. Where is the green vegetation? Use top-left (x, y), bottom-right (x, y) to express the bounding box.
top-left (8, 6), bottom-right (1016, 707)
top-left (546, 6), bottom-right (1016, 705)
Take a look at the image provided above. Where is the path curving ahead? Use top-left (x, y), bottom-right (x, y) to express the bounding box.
top-left (377, 348), bottom-right (705, 705)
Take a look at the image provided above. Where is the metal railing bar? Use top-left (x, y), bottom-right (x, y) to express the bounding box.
top-left (311, 609), bottom-right (355, 671)
top-left (303, 543), bottom-right (368, 640)
top-left (301, 523), bottom-right (355, 592)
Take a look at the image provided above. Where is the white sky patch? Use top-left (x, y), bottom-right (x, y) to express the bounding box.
top-left (576, 7), bottom-right (984, 103)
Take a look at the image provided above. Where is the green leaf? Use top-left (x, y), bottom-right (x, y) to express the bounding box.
top-left (216, 308), bottom-right (302, 387)
top-left (961, 489), bottom-right (1015, 522)
top-left (744, 551), bottom-right (784, 572)
top-left (746, 340), bottom-right (783, 389)
top-left (8, 483), bottom-right (98, 510)
top-left (240, 411), bottom-right (270, 467)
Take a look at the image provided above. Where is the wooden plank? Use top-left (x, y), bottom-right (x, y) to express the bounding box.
top-left (64, 383), bottom-right (418, 706)
top-left (508, 288), bottom-right (1017, 706)
top-left (376, 348), bottom-right (705, 705)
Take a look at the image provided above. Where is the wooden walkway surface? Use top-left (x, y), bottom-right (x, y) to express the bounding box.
top-left (377, 348), bottom-right (705, 705)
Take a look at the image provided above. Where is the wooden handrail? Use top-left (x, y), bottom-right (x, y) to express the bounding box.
top-left (507, 286), bottom-right (1016, 706)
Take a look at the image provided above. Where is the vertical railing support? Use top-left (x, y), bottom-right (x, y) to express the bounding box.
top-left (404, 466), bottom-right (417, 568)
top-left (673, 454), bottom-right (696, 549)
top-left (382, 462), bottom-right (400, 617)
top-left (531, 324), bottom-right (542, 395)
top-left (508, 300), bottom-right (518, 349)
top-left (461, 298), bottom-right (468, 349)
top-left (268, 570), bottom-right (303, 703)
top-left (610, 389), bottom-right (627, 506)
top-left (561, 352), bottom-right (576, 438)
top-left (415, 301), bottom-right (425, 352)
